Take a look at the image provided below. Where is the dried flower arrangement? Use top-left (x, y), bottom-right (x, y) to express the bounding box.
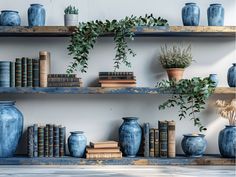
top-left (215, 99), bottom-right (236, 126)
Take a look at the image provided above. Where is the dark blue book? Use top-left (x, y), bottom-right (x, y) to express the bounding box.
top-left (10, 62), bottom-right (15, 87)
top-left (27, 58), bottom-right (33, 87)
top-left (27, 126), bottom-right (34, 158)
top-left (143, 123), bottom-right (150, 157)
top-left (33, 124), bottom-right (38, 157)
top-left (53, 125), bottom-right (59, 157)
top-left (33, 59), bottom-right (39, 87)
top-left (21, 58), bottom-right (27, 87)
top-left (44, 126), bottom-right (49, 157)
top-left (59, 126), bottom-right (66, 157)
top-left (47, 124), bottom-right (53, 157)
top-left (15, 58), bottom-right (22, 87)
top-left (159, 121), bottom-right (168, 158)
top-left (0, 61), bottom-right (11, 87)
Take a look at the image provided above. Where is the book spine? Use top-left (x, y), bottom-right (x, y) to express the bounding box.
top-left (0, 61), bottom-right (10, 87)
top-left (53, 125), bottom-right (59, 157)
top-left (149, 128), bottom-right (155, 157)
top-left (38, 126), bottom-right (44, 157)
top-left (99, 76), bottom-right (136, 80)
top-left (154, 129), bottom-right (160, 157)
top-left (10, 62), bottom-right (15, 87)
top-left (47, 82), bottom-right (81, 87)
top-left (39, 52), bottom-right (50, 87)
top-left (59, 126), bottom-right (66, 157)
top-left (48, 124), bottom-right (54, 157)
top-left (168, 121), bottom-right (176, 158)
top-left (99, 72), bottom-right (133, 76)
top-left (47, 78), bottom-right (81, 82)
top-left (143, 123), bottom-right (150, 157)
top-left (33, 59), bottom-right (40, 87)
top-left (48, 74), bottom-right (76, 78)
top-left (27, 58), bottom-right (33, 87)
top-left (86, 153), bottom-right (122, 159)
top-left (44, 126), bottom-right (49, 157)
top-left (159, 121), bottom-right (168, 158)
top-left (21, 57), bottom-right (27, 87)
top-left (33, 124), bottom-right (38, 157)
top-left (15, 58), bottom-right (22, 87)
top-left (27, 126), bottom-right (34, 158)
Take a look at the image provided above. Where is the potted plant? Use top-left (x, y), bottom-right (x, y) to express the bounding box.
top-left (159, 44), bottom-right (193, 82)
top-left (215, 99), bottom-right (236, 158)
top-left (64, 5), bottom-right (79, 26)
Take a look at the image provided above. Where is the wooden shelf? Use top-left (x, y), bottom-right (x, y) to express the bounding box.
top-left (0, 155), bottom-right (234, 165)
top-left (0, 87), bottom-right (234, 94)
top-left (0, 26), bottom-right (235, 37)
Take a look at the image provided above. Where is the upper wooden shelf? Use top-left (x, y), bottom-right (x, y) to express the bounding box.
top-left (0, 26), bottom-right (235, 37)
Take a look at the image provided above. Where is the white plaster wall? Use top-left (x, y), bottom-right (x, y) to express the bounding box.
top-left (0, 0), bottom-right (235, 155)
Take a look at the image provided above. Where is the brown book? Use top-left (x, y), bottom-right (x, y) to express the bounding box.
top-left (168, 120), bottom-right (176, 158)
top-left (90, 141), bottom-right (118, 148)
top-left (154, 128), bottom-right (159, 157)
top-left (101, 83), bottom-right (136, 88)
top-left (39, 51), bottom-right (51, 87)
top-left (149, 128), bottom-right (155, 157)
top-left (86, 147), bottom-right (120, 153)
top-left (86, 152), bottom-right (122, 159)
top-left (99, 80), bottom-right (136, 83)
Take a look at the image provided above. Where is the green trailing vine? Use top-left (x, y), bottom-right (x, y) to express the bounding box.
top-left (67, 14), bottom-right (168, 73)
top-left (157, 77), bottom-right (216, 132)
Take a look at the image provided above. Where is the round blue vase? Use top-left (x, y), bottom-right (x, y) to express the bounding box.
top-left (227, 63), bottom-right (236, 87)
top-left (119, 117), bottom-right (142, 157)
top-left (207, 4), bottom-right (224, 26)
top-left (28, 4), bottom-right (46, 27)
top-left (209, 74), bottom-right (219, 87)
top-left (181, 134), bottom-right (207, 157)
top-left (68, 131), bottom-right (87, 158)
top-left (0, 10), bottom-right (21, 26)
top-left (182, 3), bottom-right (200, 26)
top-left (218, 126), bottom-right (236, 158)
top-left (0, 101), bottom-right (23, 157)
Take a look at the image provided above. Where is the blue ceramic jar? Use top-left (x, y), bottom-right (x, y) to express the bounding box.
top-left (119, 117), bottom-right (142, 157)
top-left (207, 4), bottom-right (224, 26)
top-left (209, 74), bottom-right (219, 87)
top-left (218, 126), bottom-right (236, 158)
top-left (0, 10), bottom-right (21, 26)
top-left (28, 4), bottom-right (46, 27)
top-left (181, 134), bottom-right (207, 157)
top-left (68, 131), bottom-right (87, 157)
top-left (0, 101), bottom-right (23, 157)
top-left (182, 3), bottom-right (200, 26)
top-left (227, 63), bottom-right (236, 87)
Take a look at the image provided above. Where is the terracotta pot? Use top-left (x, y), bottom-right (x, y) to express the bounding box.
top-left (166, 68), bottom-right (184, 82)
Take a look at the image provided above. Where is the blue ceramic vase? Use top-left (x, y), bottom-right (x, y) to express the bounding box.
top-left (68, 131), bottom-right (87, 157)
top-left (0, 10), bottom-right (21, 26)
top-left (119, 117), bottom-right (142, 157)
top-left (182, 3), bottom-right (200, 26)
top-left (209, 74), bottom-right (219, 87)
top-left (207, 4), bottom-right (224, 26)
top-left (181, 134), bottom-right (207, 157)
top-left (28, 4), bottom-right (46, 27)
top-left (218, 126), bottom-right (236, 158)
top-left (0, 101), bottom-right (23, 157)
top-left (227, 63), bottom-right (236, 87)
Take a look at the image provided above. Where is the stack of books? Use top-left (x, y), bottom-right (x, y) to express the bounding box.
top-left (86, 141), bottom-right (122, 159)
top-left (99, 72), bottom-right (136, 88)
top-left (27, 124), bottom-right (66, 158)
top-left (47, 74), bottom-right (82, 87)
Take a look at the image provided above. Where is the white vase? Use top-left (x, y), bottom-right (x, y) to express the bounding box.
top-left (64, 14), bottom-right (78, 26)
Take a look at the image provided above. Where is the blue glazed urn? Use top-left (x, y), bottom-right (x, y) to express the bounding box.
top-left (0, 10), bottom-right (21, 26)
top-left (0, 101), bottom-right (23, 157)
top-left (119, 117), bottom-right (142, 157)
top-left (209, 74), bottom-right (219, 87)
top-left (218, 126), bottom-right (236, 158)
top-left (68, 131), bottom-right (87, 157)
top-left (207, 4), bottom-right (224, 26)
top-left (227, 63), bottom-right (236, 87)
top-left (181, 134), bottom-right (207, 157)
top-left (28, 4), bottom-right (46, 27)
top-left (182, 3), bottom-right (200, 26)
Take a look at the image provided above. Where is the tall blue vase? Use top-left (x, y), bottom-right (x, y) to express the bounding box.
top-left (0, 101), bottom-right (23, 157)
top-left (182, 3), bottom-right (200, 26)
top-left (28, 4), bottom-right (46, 27)
top-left (0, 10), bottom-right (21, 26)
top-left (218, 126), bottom-right (236, 158)
top-left (68, 131), bottom-right (87, 158)
top-left (227, 63), bottom-right (236, 87)
top-left (207, 4), bottom-right (224, 26)
top-left (119, 117), bottom-right (142, 157)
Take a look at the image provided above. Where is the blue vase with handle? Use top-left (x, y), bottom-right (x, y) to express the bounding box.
top-left (0, 10), bottom-right (21, 26)
top-left (28, 4), bottom-right (46, 27)
top-left (182, 3), bottom-right (200, 26)
top-left (68, 131), bottom-right (87, 157)
top-left (227, 63), bottom-right (236, 87)
top-left (207, 4), bottom-right (224, 26)
top-left (0, 101), bottom-right (23, 157)
top-left (119, 117), bottom-right (142, 157)
top-left (209, 74), bottom-right (219, 87)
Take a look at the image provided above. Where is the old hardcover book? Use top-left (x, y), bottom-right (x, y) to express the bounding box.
top-left (101, 83), bottom-right (136, 88)
top-left (21, 57), bottom-right (27, 87)
top-left (99, 72), bottom-right (133, 76)
top-left (0, 61), bottom-right (10, 87)
top-left (39, 51), bottom-right (50, 87)
top-left (53, 125), bottom-right (59, 157)
top-left (47, 82), bottom-right (81, 87)
top-left (168, 121), bottom-right (176, 158)
top-left (33, 124), bottom-right (38, 157)
top-left (38, 126), bottom-right (44, 157)
top-left (154, 128), bottom-right (160, 157)
top-left (90, 141), bottom-right (118, 149)
top-left (15, 58), bottom-right (22, 87)
top-left (27, 58), bottom-right (33, 87)
top-left (47, 77), bottom-right (81, 82)
top-left (59, 126), bottom-right (66, 157)
top-left (99, 76), bottom-right (136, 80)
top-left (44, 126), bottom-right (49, 157)
top-left (149, 128), bottom-right (155, 157)
top-left (48, 74), bottom-right (76, 78)
top-left (27, 126), bottom-right (34, 158)
top-left (159, 121), bottom-right (168, 158)
top-left (99, 79), bottom-right (136, 83)
top-left (86, 152), bottom-right (122, 159)
top-left (48, 124), bottom-right (54, 157)
top-left (143, 123), bottom-right (150, 157)
top-left (86, 148), bottom-right (120, 153)
top-left (10, 62), bottom-right (15, 87)
top-left (33, 59), bottom-right (40, 87)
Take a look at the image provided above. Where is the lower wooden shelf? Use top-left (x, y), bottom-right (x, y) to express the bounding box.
top-left (0, 155), bottom-right (234, 165)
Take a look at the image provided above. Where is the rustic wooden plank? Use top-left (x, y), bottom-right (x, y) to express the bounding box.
top-left (214, 87), bottom-right (236, 94)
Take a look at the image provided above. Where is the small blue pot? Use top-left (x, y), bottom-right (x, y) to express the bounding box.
top-left (68, 131), bottom-right (87, 158)
top-left (207, 4), bottom-right (224, 26)
top-left (0, 10), bottom-right (21, 26)
top-left (28, 4), bottom-right (46, 27)
top-left (218, 126), bottom-right (236, 158)
top-left (182, 3), bottom-right (200, 26)
top-left (181, 134), bottom-right (207, 157)
top-left (119, 117), bottom-right (142, 157)
top-left (209, 74), bottom-right (219, 87)
top-left (227, 63), bottom-right (236, 87)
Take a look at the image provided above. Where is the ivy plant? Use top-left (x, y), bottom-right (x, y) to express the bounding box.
top-left (67, 14), bottom-right (168, 73)
top-left (157, 77), bottom-right (216, 132)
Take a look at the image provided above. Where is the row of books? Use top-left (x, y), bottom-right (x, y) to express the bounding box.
top-left (47, 74), bottom-right (82, 87)
top-left (143, 120), bottom-right (176, 158)
top-left (86, 141), bottom-right (122, 159)
top-left (27, 124), bottom-right (66, 158)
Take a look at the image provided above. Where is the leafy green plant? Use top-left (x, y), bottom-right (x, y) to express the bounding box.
top-left (64, 5), bottom-right (79, 15)
top-left (159, 44), bottom-right (193, 69)
top-left (67, 14), bottom-right (168, 73)
top-left (157, 77), bottom-right (216, 132)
